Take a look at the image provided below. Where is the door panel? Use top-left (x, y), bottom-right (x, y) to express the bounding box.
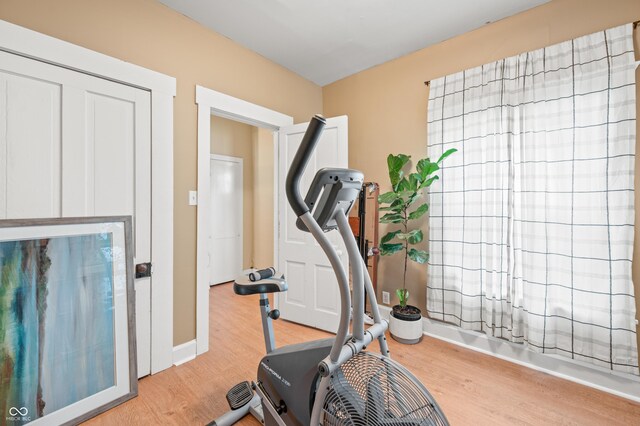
top-left (210, 155), bottom-right (243, 285)
top-left (277, 116), bottom-right (348, 332)
top-left (0, 50), bottom-right (152, 377)
top-left (0, 72), bottom-right (61, 218)
top-left (89, 93), bottom-right (135, 216)
top-left (284, 259), bottom-right (306, 306)
top-left (315, 264), bottom-right (339, 314)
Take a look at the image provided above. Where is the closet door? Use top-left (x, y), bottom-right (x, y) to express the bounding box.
top-left (0, 51), bottom-right (152, 377)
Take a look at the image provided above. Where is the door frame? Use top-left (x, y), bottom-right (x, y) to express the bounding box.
top-left (0, 19), bottom-right (176, 374)
top-left (209, 154), bottom-right (244, 285)
top-left (196, 85), bottom-right (293, 355)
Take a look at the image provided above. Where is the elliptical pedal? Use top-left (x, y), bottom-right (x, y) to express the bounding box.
top-left (226, 381), bottom-right (254, 410)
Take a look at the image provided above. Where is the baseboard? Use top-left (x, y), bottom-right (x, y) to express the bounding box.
top-left (377, 305), bottom-right (640, 403)
top-left (173, 339), bottom-right (197, 366)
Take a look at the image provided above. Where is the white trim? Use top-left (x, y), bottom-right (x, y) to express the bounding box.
top-left (0, 19), bottom-right (176, 374)
top-left (172, 340), bottom-right (197, 366)
top-left (272, 131), bottom-right (280, 309)
top-left (196, 102), bottom-right (211, 355)
top-left (196, 85), bottom-right (293, 356)
top-left (0, 20), bottom-right (175, 96)
top-left (211, 154), bottom-right (243, 161)
top-left (196, 87), bottom-right (292, 130)
top-left (211, 154), bottom-right (244, 163)
top-left (377, 305), bottom-right (640, 403)
top-left (150, 93), bottom-right (175, 374)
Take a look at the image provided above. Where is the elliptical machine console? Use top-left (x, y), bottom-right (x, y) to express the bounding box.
top-left (295, 167), bottom-right (363, 232)
top-left (210, 115), bottom-right (449, 426)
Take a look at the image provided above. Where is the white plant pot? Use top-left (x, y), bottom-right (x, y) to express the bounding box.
top-left (389, 312), bottom-right (423, 344)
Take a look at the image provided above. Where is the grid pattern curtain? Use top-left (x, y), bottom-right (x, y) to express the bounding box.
top-left (426, 24), bottom-right (638, 374)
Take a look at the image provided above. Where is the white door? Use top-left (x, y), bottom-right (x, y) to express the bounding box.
top-left (277, 116), bottom-right (348, 332)
top-left (210, 155), bottom-right (243, 284)
top-left (0, 51), bottom-right (153, 377)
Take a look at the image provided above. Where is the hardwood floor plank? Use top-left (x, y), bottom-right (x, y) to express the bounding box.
top-left (85, 283), bottom-right (640, 425)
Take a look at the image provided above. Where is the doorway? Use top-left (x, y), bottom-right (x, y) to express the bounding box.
top-left (195, 86), bottom-right (293, 355)
top-left (196, 87), bottom-right (351, 354)
top-left (208, 116), bottom-right (280, 287)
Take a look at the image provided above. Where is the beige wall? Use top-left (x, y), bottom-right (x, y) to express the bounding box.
top-left (252, 128), bottom-right (276, 268)
top-left (323, 0), bottom-right (640, 349)
top-left (0, 0), bottom-right (322, 345)
top-left (211, 116), bottom-right (255, 269)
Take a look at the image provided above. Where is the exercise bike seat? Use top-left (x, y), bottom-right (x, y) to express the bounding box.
top-left (233, 271), bottom-right (288, 296)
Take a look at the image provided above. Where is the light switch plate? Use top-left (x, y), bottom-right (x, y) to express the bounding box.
top-left (188, 191), bottom-right (198, 206)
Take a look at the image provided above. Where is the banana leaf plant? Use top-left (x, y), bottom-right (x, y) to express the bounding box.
top-left (378, 148), bottom-right (456, 310)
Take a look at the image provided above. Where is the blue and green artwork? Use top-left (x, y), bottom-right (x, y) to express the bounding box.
top-left (0, 233), bottom-right (115, 425)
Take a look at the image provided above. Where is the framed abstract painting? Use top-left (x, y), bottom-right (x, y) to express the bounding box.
top-left (0, 216), bottom-right (137, 425)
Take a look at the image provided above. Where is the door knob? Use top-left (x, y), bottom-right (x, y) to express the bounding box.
top-left (136, 262), bottom-right (152, 279)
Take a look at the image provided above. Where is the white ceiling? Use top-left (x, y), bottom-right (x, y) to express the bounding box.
top-left (158, 0), bottom-right (549, 86)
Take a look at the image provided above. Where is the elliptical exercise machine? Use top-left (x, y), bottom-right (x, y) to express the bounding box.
top-left (211, 115), bottom-right (449, 426)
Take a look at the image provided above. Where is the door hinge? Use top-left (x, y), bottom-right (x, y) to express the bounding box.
top-left (135, 262), bottom-right (152, 279)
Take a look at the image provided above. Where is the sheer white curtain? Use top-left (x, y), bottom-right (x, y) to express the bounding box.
top-left (427, 24), bottom-right (638, 374)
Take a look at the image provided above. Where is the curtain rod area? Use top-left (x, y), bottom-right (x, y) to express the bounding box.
top-left (424, 21), bottom-right (639, 87)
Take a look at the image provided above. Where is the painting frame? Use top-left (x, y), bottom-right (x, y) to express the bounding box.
top-left (0, 216), bottom-right (137, 425)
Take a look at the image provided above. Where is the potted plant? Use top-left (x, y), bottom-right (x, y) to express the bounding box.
top-left (378, 149), bottom-right (456, 344)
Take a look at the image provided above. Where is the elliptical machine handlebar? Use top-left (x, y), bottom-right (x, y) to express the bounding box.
top-left (285, 114), bottom-right (326, 216)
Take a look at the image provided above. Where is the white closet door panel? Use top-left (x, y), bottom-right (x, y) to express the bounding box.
top-left (0, 72), bottom-right (61, 219)
top-left (80, 81), bottom-right (151, 377)
top-left (87, 93), bottom-right (135, 216)
top-left (82, 86), bottom-right (152, 377)
top-left (0, 50), bottom-right (153, 377)
top-left (61, 86), bottom-right (87, 216)
top-left (62, 78), bottom-right (152, 261)
top-left (134, 91), bottom-right (151, 263)
top-left (132, 90), bottom-right (151, 378)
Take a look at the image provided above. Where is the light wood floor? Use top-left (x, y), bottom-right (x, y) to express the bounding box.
top-left (87, 283), bottom-right (640, 425)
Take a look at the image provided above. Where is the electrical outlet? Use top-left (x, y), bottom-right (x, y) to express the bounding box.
top-left (382, 291), bottom-right (390, 305)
